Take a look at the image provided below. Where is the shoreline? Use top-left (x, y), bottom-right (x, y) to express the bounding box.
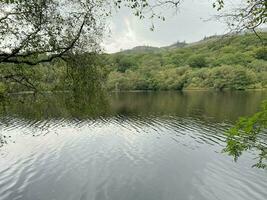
top-left (4, 88), bottom-right (267, 95)
top-left (111, 88), bottom-right (267, 93)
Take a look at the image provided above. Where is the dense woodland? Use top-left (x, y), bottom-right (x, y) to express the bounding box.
top-left (0, 32), bottom-right (267, 95)
top-left (0, 33), bottom-right (267, 96)
top-left (107, 32), bottom-right (267, 91)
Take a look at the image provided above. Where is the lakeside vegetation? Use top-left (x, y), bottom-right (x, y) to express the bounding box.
top-left (106, 32), bottom-right (267, 91)
top-left (0, 32), bottom-right (266, 96)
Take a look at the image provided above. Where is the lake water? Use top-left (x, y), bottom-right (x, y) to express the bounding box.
top-left (0, 91), bottom-right (267, 200)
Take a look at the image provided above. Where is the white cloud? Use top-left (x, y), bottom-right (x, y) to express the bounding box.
top-left (102, 0), bottom-right (230, 53)
top-left (102, 16), bottom-right (162, 53)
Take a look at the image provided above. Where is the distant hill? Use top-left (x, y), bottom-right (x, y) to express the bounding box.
top-left (119, 41), bottom-right (188, 54)
top-left (162, 41), bottom-right (187, 50)
top-left (116, 30), bottom-right (267, 54)
top-left (116, 35), bottom-right (224, 54)
top-left (119, 46), bottom-right (160, 54)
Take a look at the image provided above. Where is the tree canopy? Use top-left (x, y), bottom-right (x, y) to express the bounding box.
top-left (224, 101), bottom-right (267, 169)
top-left (0, 0), bottom-right (106, 65)
top-left (0, 0), bottom-right (181, 65)
top-left (214, 0), bottom-right (267, 32)
top-left (0, 0), bottom-right (266, 66)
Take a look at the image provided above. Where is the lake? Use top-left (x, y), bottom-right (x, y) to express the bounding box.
top-left (0, 91), bottom-right (267, 200)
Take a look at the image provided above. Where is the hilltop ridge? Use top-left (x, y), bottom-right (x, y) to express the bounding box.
top-left (117, 29), bottom-right (267, 54)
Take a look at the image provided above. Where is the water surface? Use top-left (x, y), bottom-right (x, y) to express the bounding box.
top-left (0, 91), bottom-right (267, 200)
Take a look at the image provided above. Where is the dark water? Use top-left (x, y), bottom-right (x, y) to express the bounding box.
top-left (0, 91), bottom-right (267, 200)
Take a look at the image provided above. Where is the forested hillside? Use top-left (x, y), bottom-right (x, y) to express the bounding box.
top-left (106, 32), bottom-right (267, 91)
top-left (1, 33), bottom-right (267, 94)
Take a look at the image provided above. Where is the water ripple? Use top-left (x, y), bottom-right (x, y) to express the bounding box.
top-left (0, 114), bottom-right (266, 200)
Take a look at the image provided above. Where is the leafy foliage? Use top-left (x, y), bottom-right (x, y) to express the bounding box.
top-left (0, 0), bottom-right (106, 65)
top-left (255, 48), bottom-right (267, 61)
top-left (113, 55), bottom-right (137, 73)
top-left (0, 0), bottom-right (183, 65)
top-left (223, 101), bottom-right (267, 169)
top-left (213, 0), bottom-right (267, 34)
top-left (188, 55), bottom-right (208, 68)
top-left (63, 54), bottom-right (107, 93)
top-left (0, 53), bottom-right (107, 94)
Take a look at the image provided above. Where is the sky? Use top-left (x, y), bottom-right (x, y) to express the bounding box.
top-left (102, 0), bottom-right (233, 53)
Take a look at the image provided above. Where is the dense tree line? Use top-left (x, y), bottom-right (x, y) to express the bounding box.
top-left (0, 32), bottom-right (265, 94)
top-left (1, 32), bottom-right (266, 95)
top-left (107, 33), bottom-right (267, 91)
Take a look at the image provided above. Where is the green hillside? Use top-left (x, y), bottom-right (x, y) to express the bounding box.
top-left (106, 32), bottom-right (267, 91)
top-left (1, 32), bottom-right (266, 94)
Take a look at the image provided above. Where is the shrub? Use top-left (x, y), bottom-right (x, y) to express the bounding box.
top-left (214, 52), bottom-right (253, 66)
top-left (210, 66), bottom-right (256, 90)
top-left (255, 48), bottom-right (267, 61)
top-left (114, 55), bottom-right (137, 73)
top-left (0, 82), bottom-right (7, 98)
top-left (188, 55), bottom-right (208, 68)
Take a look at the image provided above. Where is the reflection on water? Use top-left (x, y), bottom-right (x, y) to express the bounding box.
top-left (0, 91), bottom-right (267, 200)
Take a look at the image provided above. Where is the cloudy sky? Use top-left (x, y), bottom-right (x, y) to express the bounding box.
top-left (102, 0), bottom-right (236, 53)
